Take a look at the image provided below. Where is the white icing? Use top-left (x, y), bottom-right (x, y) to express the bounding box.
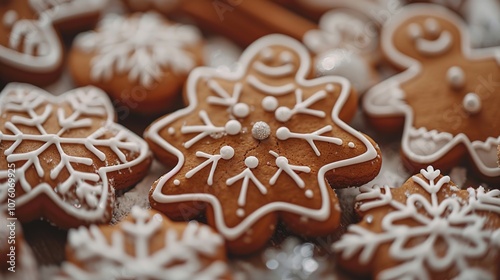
top-left (207, 80), bottom-right (247, 117)
top-left (3, 10), bottom-right (18, 27)
top-left (226, 156), bottom-right (267, 208)
top-left (304, 190), bottom-right (313, 198)
top-left (363, 4), bottom-right (500, 178)
top-left (62, 206), bottom-right (227, 279)
top-left (276, 126), bottom-right (343, 156)
top-left (462, 92), bottom-right (481, 114)
top-left (333, 166), bottom-right (500, 279)
top-left (348, 142), bottom-right (355, 148)
top-left (0, 84), bottom-right (149, 223)
top-left (247, 75), bottom-right (295, 96)
top-left (269, 151), bottom-right (311, 189)
top-left (416, 31), bottom-right (453, 56)
top-left (168, 127), bottom-right (175, 134)
top-left (274, 89), bottom-right (326, 122)
top-left (407, 23), bottom-right (422, 40)
top-left (262, 96), bottom-right (279, 112)
top-left (424, 18), bottom-right (440, 35)
top-left (145, 34), bottom-right (379, 240)
top-left (173, 179), bottom-right (180, 186)
top-left (253, 61), bottom-right (294, 77)
top-left (280, 51), bottom-right (293, 63)
top-left (29, 0), bottom-right (108, 23)
top-left (185, 146), bottom-right (234, 186)
top-left (0, 16), bottom-right (62, 71)
top-left (260, 47), bottom-right (274, 61)
top-left (75, 12), bottom-right (201, 87)
top-left (181, 110), bottom-right (241, 148)
top-left (236, 208), bottom-right (245, 217)
top-left (447, 66), bottom-right (465, 90)
top-left (251, 121), bottom-right (271, 140)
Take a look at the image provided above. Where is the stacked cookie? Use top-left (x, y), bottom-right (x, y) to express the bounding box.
top-left (0, 1), bottom-right (499, 279)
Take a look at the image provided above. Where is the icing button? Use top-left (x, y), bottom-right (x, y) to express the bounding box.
top-left (446, 66), bottom-right (465, 90)
top-left (262, 96), bottom-right (278, 112)
top-left (232, 102), bottom-right (250, 118)
top-left (462, 93), bottom-right (481, 114)
top-left (275, 106), bottom-right (292, 122)
top-left (251, 121), bottom-right (271, 140)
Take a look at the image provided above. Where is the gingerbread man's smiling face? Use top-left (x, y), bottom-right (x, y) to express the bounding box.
top-left (364, 4), bottom-right (500, 180)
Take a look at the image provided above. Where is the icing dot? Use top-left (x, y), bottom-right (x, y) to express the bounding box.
top-left (366, 215), bottom-right (374, 224)
top-left (168, 127), bottom-right (175, 135)
top-left (260, 48), bottom-right (274, 61)
top-left (3, 10), bottom-right (17, 28)
top-left (446, 66), bottom-right (465, 90)
top-left (348, 142), bottom-right (355, 148)
top-left (232, 102), bottom-right (250, 118)
top-left (275, 156), bottom-right (288, 168)
top-left (225, 120), bottom-right (241, 135)
top-left (407, 23), bottom-right (422, 40)
top-left (251, 121), bottom-right (271, 140)
top-left (236, 208), bottom-right (245, 217)
top-left (276, 127), bottom-right (291, 140)
top-left (425, 18), bottom-right (440, 35)
top-left (462, 93), bottom-right (481, 114)
top-left (220, 146), bottom-right (235, 160)
top-left (325, 84), bottom-right (334, 92)
top-left (280, 51), bottom-right (293, 63)
top-left (245, 156), bottom-right (259, 169)
top-left (275, 106), bottom-right (292, 122)
top-left (262, 96), bottom-right (278, 112)
top-left (173, 179), bottom-right (180, 185)
top-left (305, 190), bottom-right (313, 198)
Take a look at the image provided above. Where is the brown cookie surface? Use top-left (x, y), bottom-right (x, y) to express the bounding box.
top-left (0, 83), bottom-right (151, 228)
top-left (363, 4), bottom-right (500, 181)
top-left (60, 206), bottom-right (231, 279)
top-left (69, 12), bottom-right (204, 115)
top-left (333, 166), bottom-right (500, 279)
top-left (145, 34), bottom-right (382, 255)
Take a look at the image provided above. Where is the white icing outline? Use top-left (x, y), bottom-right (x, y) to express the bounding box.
top-left (269, 151), bottom-right (311, 189)
top-left (0, 83), bottom-right (150, 223)
top-left (415, 30), bottom-right (452, 56)
top-left (333, 166), bottom-right (500, 279)
top-left (0, 16), bottom-right (62, 71)
top-left (276, 126), bottom-right (343, 156)
top-left (363, 4), bottom-right (500, 178)
top-left (185, 146), bottom-right (234, 186)
top-left (145, 34), bottom-right (379, 240)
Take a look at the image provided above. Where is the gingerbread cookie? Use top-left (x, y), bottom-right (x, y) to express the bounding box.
top-left (303, 9), bottom-right (380, 93)
top-left (145, 34), bottom-right (382, 255)
top-left (0, 0), bottom-right (63, 85)
top-left (121, 0), bottom-right (179, 14)
top-left (333, 166), bottom-right (500, 279)
top-left (69, 12), bottom-right (204, 115)
top-left (60, 206), bottom-right (230, 279)
top-left (362, 4), bottom-right (500, 181)
top-left (0, 83), bottom-right (151, 228)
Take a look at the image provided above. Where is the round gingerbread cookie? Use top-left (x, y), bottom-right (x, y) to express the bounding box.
top-left (363, 4), bottom-right (500, 181)
top-left (69, 12), bottom-right (204, 115)
top-left (60, 206), bottom-right (230, 279)
top-left (144, 34), bottom-right (382, 255)
top-left (0, 83), bottom-right (152, 228)
top-left (333, 166), bottom-right (500, 279)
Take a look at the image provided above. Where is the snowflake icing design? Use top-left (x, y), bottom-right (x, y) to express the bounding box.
top-left (74, 12), bottom-right (201, 87)
top-left (60, 206), bottom-right (228, 280)
top-left (0, 83), bottom-right (150, 227)
top-left (145, 34), bottom-right (381, 246)
top-left (333, 166), bottom-right (500, 279)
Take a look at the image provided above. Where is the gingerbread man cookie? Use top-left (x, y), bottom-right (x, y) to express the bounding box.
top-left (145, 34), bottom-right (382, 255)
top-left (69, 12), bottom-right (204, 115)
top-left (333, 166), bottom-right (500, 279)
top-left (0, 83), bottom-right (151, 228)
top-left (60, 206), bottom-right (230, 280)
top-left (363, 4), bottom-right (500, 181)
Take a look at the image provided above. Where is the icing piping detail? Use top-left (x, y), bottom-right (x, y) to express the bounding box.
top-left (276, 126), bottom-right (343, 156)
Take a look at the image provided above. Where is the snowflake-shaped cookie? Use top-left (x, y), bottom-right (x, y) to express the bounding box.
top-left (145, 34), bottom-right (382, 254)
top-left (0, 83), bottom-right (151, 228)
top-left (363, 4), bottom-right (500, 180)
top-left (333, 166), bottom-right (500, 279)
top-left (60, 206), bottom-right (230, 280)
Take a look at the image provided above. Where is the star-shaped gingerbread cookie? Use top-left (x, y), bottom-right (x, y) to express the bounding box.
top-left (0, 83), bottom-right (151, 228)
top-left (145, 34), bottom-right (382, 254)
top-left (333, 166), bottom-right (500, 279)
top-left (363, 4), bottom-right (500, 181)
